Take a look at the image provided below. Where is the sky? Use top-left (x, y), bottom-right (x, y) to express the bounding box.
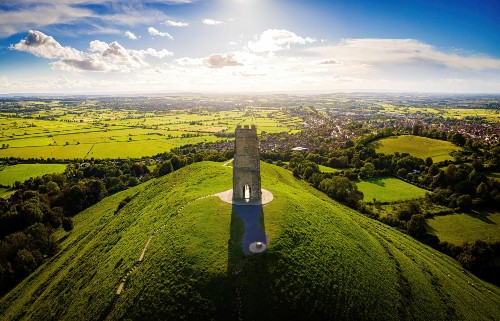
top-left (0, 0), bottom-right (500, 94)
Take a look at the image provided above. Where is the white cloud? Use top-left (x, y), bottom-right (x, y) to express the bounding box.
top-left (248, 29), bottom-right (316, 53)
top-left (103, 10), bottom-right (166, 27)
top-left (175, 57), bottom-right (204, 67)
top-left (6, 30), bottom-right (500, 93)
top-left (54, 40), bottom-right (148, 72)
top-left (89, 39), bottom-right (109, 53)
top-left (133, 48), bottom-right (174, 59)
top-left (9, 30), bottom-right (83, 60)
top-left (9, 30), bottom-right (177, 73)
top-left (306, 38), bottom-right (500, 71)
top-left (205, 53), bottom-right (242, 68)
top-left (163, 19), bottom-right (189, 27)
top-left (0, 4), bottom-right (93, 38)
top-left (148, 27), bottom-right (173, 40)
top-left (202, 19), bottom-right (223, 26)
top-left (316, 59), bottom-right (342, 65)
top-left (9, 0), bottom-right (196, 4)
top-left (0, 1), bottom-right (177, 38)
top-left (51, 58), bottom-right (131, 73)
top-left (156, 0), bottom-right (196, 3)
top-left (124, 31), bottom-right (139, 40)
top-left (0, 75), bottom-right (9, 87)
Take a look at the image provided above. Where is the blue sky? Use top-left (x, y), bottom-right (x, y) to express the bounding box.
top-left (1, 0), bottom-right (499, 94)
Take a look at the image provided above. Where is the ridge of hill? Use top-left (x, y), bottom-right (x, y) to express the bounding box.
top-left (0, 162), bottom-right (499, 320)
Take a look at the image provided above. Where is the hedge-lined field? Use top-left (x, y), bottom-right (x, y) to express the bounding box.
top-left (427, 212), bottom-right (500, 244)
top-left (0, 164), bottom-right (67, 186)
top-left (357, 177), bottom-right (428, 202)
top-left (0, 107), bottom-right (302, 159)
top-left (371, 135), bottom-right (461, 163)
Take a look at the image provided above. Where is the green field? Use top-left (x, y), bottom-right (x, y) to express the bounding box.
top-left (371, 135), bottom-right (461, 162)
top-left (1, 162), bottom-right (498, 320)
top-left (441, 108), bottom-right (500, 122)
top-left (0, 105), bottom-right (303, 159)
top-left (318, 164), bottom-right (343, 173)
top-left (357, 177), bottom-right (428, 202)
top-left (0, 163), bottom-right (67, 186)
top-left (427, 212), bottom-right (500, 244)
top-left (377, 104), bottom-right (500, 122)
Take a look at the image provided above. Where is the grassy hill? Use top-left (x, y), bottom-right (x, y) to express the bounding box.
top-left (0, 162), bottom-right (499, 320)
top-left (370, 135), bottom-right (460, 162)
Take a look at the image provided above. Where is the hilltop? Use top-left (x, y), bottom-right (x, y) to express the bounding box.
top-left (0, 162), bottom-right (499, 320)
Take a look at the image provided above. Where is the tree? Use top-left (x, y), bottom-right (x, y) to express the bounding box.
top-left (407, 214), bottom-right (427, 239)
top-left (26, 223), bottom-right (58, 255)
top-left (397, 168), bottom-right (408, 178)
top-left (319, 176), bottom-right (363, 207)
top-left (476, 182), bottom-right (488, 199)
top-left (85, 179), bottom-right (107, 205)
top-left (457, 195), bottom-right (472, 211)
top-left (45, 207), bottom-right (63, 228)
top-left (16, 198), bottom-right (45, 227)
top-left (158, 160), bottom-right (174, 176)
top-left (428, 163), bottom-right (440, 176)
top-left (360, 162), bottom-right (375, 178)
top-left (450, 133), bottom-right (466, 146)
top-left (170, 155), bottom-right (186, 170)
top-left (397, 201), bottom-right (421, 221)
top-left (62, 217), bottom-right (74, 232)
top-left (457, 241), bottom-right (494, 275)
top-left (61, 184), bottom-right (86, 215)
top-left (131, 163), bottom-right (149, 176)
top-left (45, 181), bottom-right (60, 196)
top-left (412, 124), bottom-right (423, 136)
top-left (107, 177), bottom-right (125, 194)
top-left (14, 249), bottom-right (37, 276)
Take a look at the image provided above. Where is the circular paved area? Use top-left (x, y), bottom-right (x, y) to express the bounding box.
top-left (249, 241), bottom-right (268, 253)
top-left (215, 189), bottom-right (274, 205)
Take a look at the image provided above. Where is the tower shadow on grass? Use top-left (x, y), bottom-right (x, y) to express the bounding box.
top-left (227, 204), bottom-right (275, 321)
top-left (227, 204), bottom-right (267, 275)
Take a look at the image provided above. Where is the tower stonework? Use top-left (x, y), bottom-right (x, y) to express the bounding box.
top-left (233, 125), bottom-right (261, 200)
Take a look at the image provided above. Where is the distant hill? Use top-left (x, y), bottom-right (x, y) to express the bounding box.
top-left (0, 162), bottom-right (498, 320)
top-left (370, 135), bottom-right (461, 163)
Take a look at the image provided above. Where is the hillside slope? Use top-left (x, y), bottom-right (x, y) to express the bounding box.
top-left (0, 162), bottom-right (499, 320)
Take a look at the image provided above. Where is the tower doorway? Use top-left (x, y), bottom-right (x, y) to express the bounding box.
top-left (244, 184), bottom-right (251, 200)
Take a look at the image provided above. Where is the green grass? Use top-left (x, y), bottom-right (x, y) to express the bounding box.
top-left (318, 164), bottom-right (343, 173)
top-left (357, 177), bottom-right (428, 202)
top-left (371, 135), bottom-right (461, 162)
top-left (0, 162), bottom-right (498, 321)
top-left (0, 163), bottom-right (67, 186)
top-left (427, 211), bottom-right (500, 244)
top-left (0, 186), bottom-right (13, 197)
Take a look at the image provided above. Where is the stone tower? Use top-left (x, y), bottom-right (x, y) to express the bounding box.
top-left (233, 125), bottom-right (261, 200)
